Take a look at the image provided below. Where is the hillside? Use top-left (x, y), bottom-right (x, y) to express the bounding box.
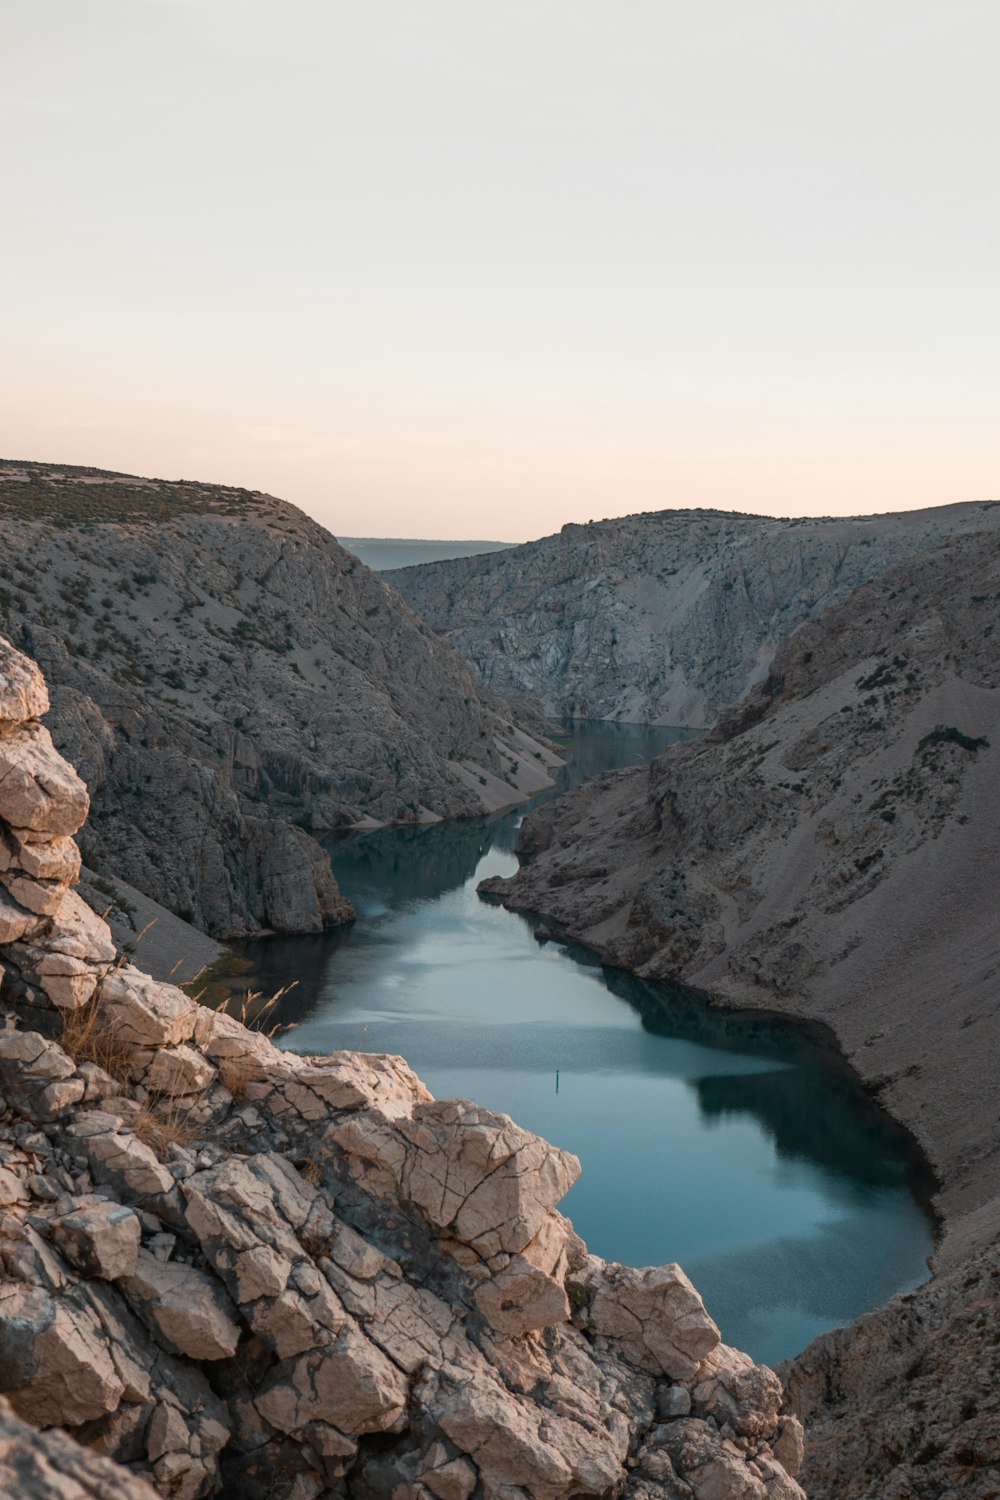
top-left (0, 634), bottom-right (805, 1499)
top-left (481, 529), bottom-right (1000, 1497)
top-left (0, 461), bottom-right (558, 940)
top-left (388, 501), bottom-right (1000, 725)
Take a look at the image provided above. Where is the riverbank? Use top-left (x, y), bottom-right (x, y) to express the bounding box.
top-left (478, 531), bottom-right (1000, 1497)
top-left (215, 721), bottom-right (934, 1370)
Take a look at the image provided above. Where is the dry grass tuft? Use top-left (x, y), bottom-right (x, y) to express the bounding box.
top-left (213, 985), bottom-right (298, 1101)
top-left (60, 994), bottom-right (133, 1086)
top-left (130, 1094), bottom-right (202, 1154)
top-left (217, 1054), bottom-right (257, 1102)
top-left (222, 986), bottom-right (293, 1035)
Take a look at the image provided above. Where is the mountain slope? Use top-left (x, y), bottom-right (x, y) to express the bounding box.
top-left (389, 501), bottom-right (1000, 725)
top-left (0, 461), bottom-right (558, 939)
top-left (481, 529), bottom-right (1000, 1497)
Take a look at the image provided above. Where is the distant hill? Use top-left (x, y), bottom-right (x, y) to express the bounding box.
top-left (339, 537), bottom-right (513, 571)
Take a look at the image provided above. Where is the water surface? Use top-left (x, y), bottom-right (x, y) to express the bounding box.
top-left (242, 722), bottom-right (933, 1365)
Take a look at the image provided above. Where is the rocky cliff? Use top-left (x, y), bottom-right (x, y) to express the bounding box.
top-left (482, 529), bottom-right (1000, 1497)
top-left (388, 501), bottom-right (1000, 726)
top-left (0, 636), bottom-right (805, 1497)
top-left (0, 462), bottom-right (559, 940)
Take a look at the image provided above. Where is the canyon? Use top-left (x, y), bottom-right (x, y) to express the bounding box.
top-left (2, 459), bottom-right (997, 1497)
top-left (0, 634), bottom-right (805, 1498)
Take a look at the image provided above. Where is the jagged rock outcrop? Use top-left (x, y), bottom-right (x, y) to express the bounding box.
top-left (0, 637), bottom-right (803, 1497)
top-left (0, 461), bottom-right (559, 940)
top-left (482, 529), bottom-right (1000, 1497)
top-left (388, 500), bottom-right (1000, 726)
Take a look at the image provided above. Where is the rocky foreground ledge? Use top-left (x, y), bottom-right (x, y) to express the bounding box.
top-left (0, 633), bottom-right (804, 1498)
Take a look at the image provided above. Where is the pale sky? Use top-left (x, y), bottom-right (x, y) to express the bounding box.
top-left (2, 0), bottom-right (997, 540)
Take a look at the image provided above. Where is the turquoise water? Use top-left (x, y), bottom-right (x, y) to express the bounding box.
top-left (247, 723), bottom-right (934, 1365)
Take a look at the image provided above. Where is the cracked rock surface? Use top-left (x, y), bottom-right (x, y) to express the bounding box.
top-left (0, 635), bottom-right (805, 1496)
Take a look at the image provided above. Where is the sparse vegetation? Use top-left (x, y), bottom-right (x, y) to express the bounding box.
top-left (0, 461), bottom-right (261, 524)
top-left (918, 725), bottom-right (990, 754)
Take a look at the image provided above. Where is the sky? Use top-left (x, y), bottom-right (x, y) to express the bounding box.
top-left (2, 1), bottom-right (997, 541)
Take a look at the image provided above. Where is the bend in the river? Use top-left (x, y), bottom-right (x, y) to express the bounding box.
top-left (231, 721), bottom-right (935, 1366)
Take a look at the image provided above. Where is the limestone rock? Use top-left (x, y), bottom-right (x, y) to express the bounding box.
top-left (0, 827), bottom-right (81, 883)
top-left (581, 1259), bottom-right (720, 1380)
top-left (97, 967), bottom-right (198, 1051)
top-left (0, 886), bottom-right (45, 945)
top-left (254, 1326), bottom-right (409, 1440)
top-left (333, 1100), bottom-right (581, 1257)
top-left (0, 1030), bottom-right (85, 1122)
top-left (654, 1419), bottom-right (769, 1500)
top-left (64, 1112), bottom-right (178, 1208)
top-left (119, 1249), bottom-right (241, 1360)
top-left (0, 637), bottom-right (50, 724)
top-left (0, 1392), bottom-right (159, 1500)
top-left (474, 1254), bottom-right (570, 1337)
top-left (17, 946), bottom-right (106, 1010)
top-left (143, 1043), bottom-right (217, 1098)
top-left (692, 1344), bottom-right (784, 1439)
top-left (51, 1197), bottom-right (142, 1281)
top-left (0, 1282), bottom-right (124, 1427)
top-left (0, 721), bottom-right (89, 836)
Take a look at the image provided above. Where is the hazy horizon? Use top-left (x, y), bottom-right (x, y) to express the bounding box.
top-left (3, 1), bottom-right (997, 541)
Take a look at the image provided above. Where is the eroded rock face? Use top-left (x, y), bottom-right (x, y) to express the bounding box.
top-left (0, 635), bottom-right (804, 1498)
top-left (389, 500), bottom-right (1000, 726)
top-left (0, 462), bottom-right (560, 941)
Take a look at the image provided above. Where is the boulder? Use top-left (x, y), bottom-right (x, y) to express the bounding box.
top-left (64, 1111), bottom-right (178, 1207)
top-left (0, 1282), bottom-right (124, 1427)
top-left (119, 1249), bottom-right (241, 1361)
top-left (475, 1254), bottom-right (570, 1337)
top-left (0, 1391), bottom-right (160, 1500)
top-left (144, 1043), bottom-right (217, 1098)
top-left (0, 639), bottom-right (50, 725)
top-left (98, 967), bottom-right (198, 1050)
top-left (51, 1197), bottom-right (142, 1281)
top-left (582, 1259), bottom-right (720, 1381)
top-left (0, 1030), bottom-right (85, 1122)
top-left (333, 1100), bottom-right (580, 1257)
top-left (0, 721), bottom-right (89, 835)
top-left (692, 1343), bottom-right (784, 1439)
top-left (254, 1325), bottom-right (409, 1439)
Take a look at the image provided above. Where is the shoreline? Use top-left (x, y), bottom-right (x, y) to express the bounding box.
top-left (481, 899), bottom-right (945, 1304)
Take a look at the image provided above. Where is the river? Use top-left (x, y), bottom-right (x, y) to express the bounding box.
top-left (236, 721), bottom-right (934, 1366)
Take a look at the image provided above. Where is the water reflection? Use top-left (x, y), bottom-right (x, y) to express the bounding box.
top-left (230, 721), bottom-right (933, 1365)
